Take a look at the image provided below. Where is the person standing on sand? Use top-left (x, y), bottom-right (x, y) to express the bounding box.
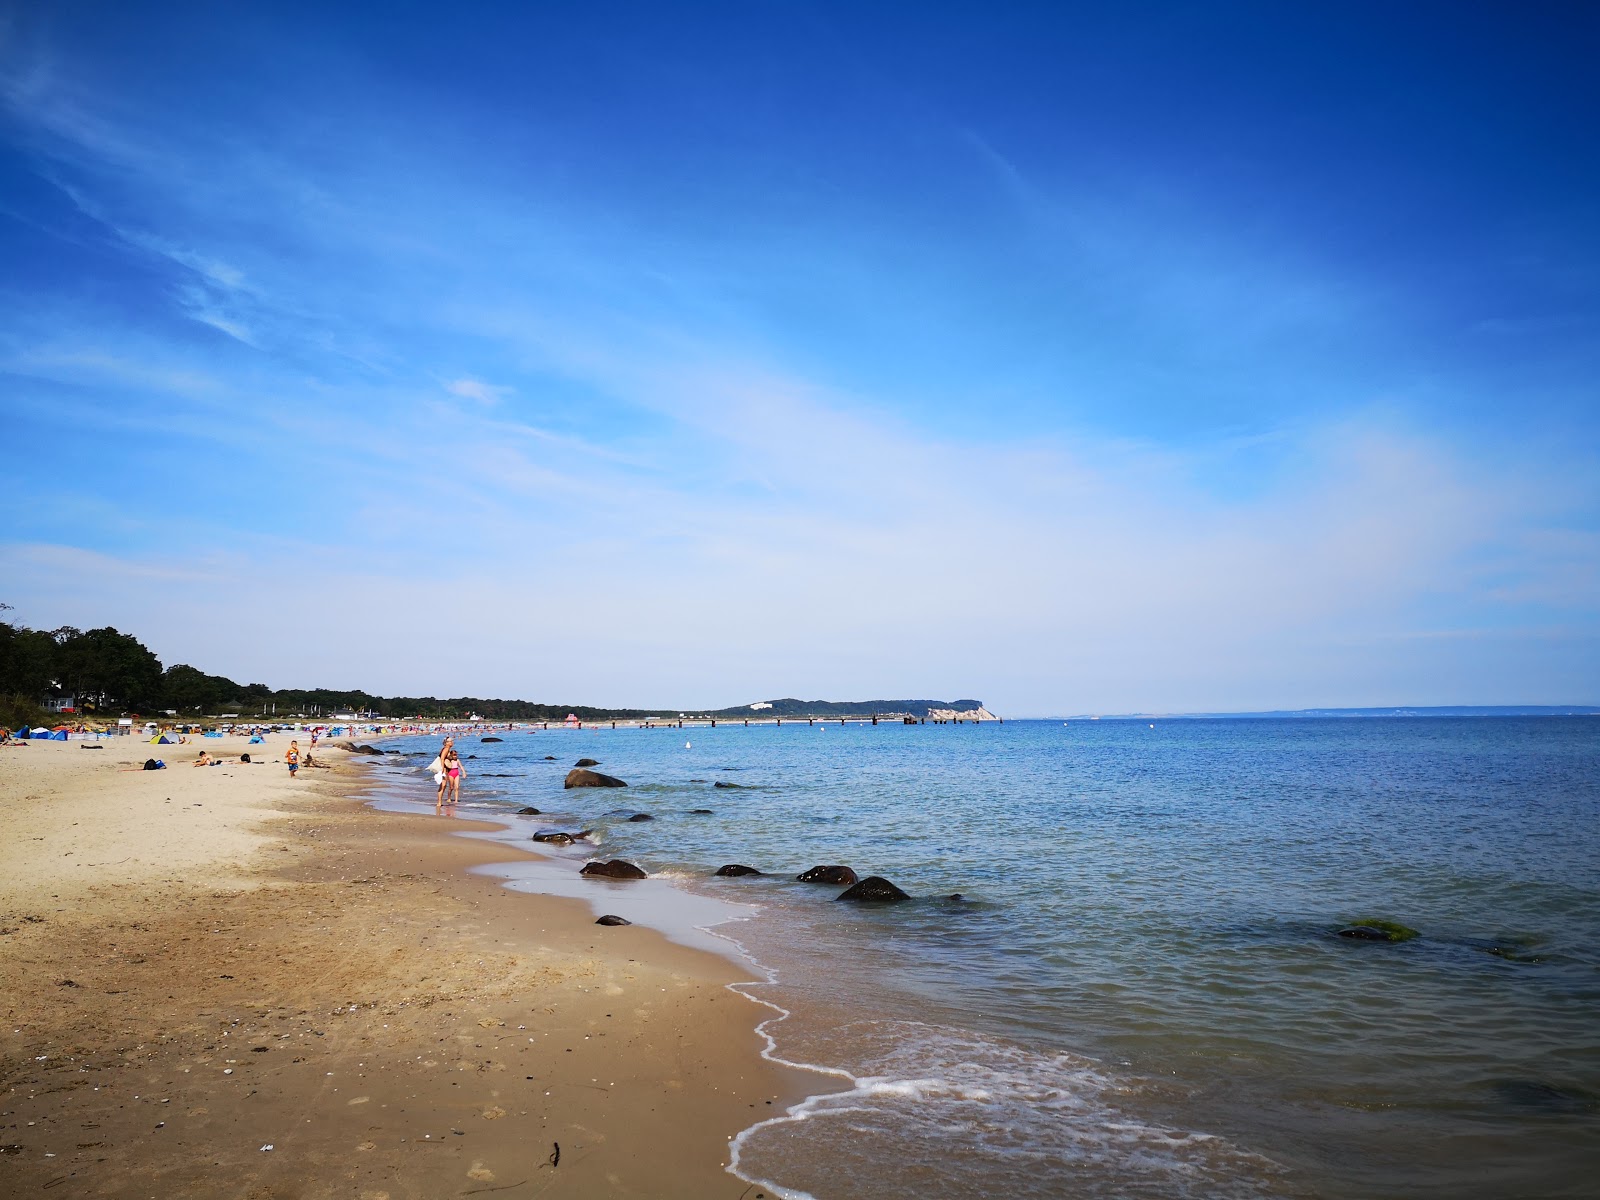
top-left (286, 739), bottom-right (300, 779)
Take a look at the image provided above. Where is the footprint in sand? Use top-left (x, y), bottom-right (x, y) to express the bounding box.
top-left (467, 1165), bottom-right (495, 1182)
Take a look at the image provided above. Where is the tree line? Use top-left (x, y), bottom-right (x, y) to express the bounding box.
top-left (0, 608), bottom-right (674, 722)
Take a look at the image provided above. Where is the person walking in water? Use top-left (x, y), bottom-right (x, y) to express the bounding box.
top-left (441, 746), bottom-right (465, 806)
top-left (286, 740), bottom-right (300, 779)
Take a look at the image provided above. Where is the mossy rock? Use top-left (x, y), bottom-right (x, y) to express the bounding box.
top-left (1337, 918), bottom-right (1420, 942)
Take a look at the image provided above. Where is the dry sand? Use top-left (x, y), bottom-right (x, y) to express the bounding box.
top-left (0, 734), bottom-right (817, 1198)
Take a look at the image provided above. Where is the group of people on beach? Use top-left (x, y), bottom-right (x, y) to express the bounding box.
top-left (429, 736), bottom-right (465, 811)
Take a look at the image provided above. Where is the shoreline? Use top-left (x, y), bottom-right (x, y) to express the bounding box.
top-left (0, 734), bottom-right (822, 1197)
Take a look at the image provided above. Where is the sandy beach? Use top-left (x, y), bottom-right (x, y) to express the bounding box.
top-left (0, 734), bottom-right (815, 1198)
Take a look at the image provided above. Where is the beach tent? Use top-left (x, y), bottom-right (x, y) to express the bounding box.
top-left (156, 735), bottom-right (178, 745)
top-left (42, 729), bottom-right (68, 740)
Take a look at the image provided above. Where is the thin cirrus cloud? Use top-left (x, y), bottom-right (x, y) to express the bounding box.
top-left (1, 5), bottom-right (1596, 712)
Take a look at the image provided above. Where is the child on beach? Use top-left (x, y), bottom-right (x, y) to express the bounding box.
top-left (286, 740), bottom-right (300, 778)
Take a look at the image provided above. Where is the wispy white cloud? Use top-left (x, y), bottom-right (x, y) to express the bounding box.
top-left (446, 377), bottom-right (513, 404)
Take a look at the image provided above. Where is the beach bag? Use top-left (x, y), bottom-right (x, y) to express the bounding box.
top-left (143, 758), bottom-right (165, 771)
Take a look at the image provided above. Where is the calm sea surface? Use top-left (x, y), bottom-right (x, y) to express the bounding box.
top-left (369, 717), bottom-right (1600, 1199)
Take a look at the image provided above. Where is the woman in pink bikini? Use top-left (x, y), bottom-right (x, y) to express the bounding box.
top-left (441, 747), bottom-right (465, 805)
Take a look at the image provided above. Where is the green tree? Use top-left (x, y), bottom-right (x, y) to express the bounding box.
top-left (54, 627), bottom-right (163, 711)
top-left (0, 619), bottom-right (59, 698)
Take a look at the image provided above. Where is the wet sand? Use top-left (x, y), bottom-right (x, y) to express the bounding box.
top-left (0, 735), bottom-right (816, 1198)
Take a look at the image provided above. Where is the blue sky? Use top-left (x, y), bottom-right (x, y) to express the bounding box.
top-left (2, 0), bottom-right (1597, 713)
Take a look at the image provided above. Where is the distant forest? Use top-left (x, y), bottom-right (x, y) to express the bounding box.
top-left (0, 609), bottom-right (985, 724)
top-left (0, 610), bottom-right (674, 722)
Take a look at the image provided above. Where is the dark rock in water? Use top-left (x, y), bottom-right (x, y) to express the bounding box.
top-left (1336, 926), bottom-right (1392, 941)
top-left (595, 914), bottom-right (632, 926)
top-left (466, 754), bottom-right (477, 759)
top-left (797, 865), bottom-right (857, 885)
top-left (713, 781), bottom-right (747, 789)
top-left (690, 808), bottom-right (713, 815)
top-left (581, 860), bottom-right (647, 880)
top-left (575, 757), bottom-right (600, 767)
top-left (1490, 1079), bottom-right (1597, 1115)
top-left (543, 755), bottom-right (557, 760)
top-left (715, 864), bottom-right (763, 877)
top-left (532, 829), bottom-right (592, 845)
top-left (346, 743), bottom-right (385, 755)
top-left (482, 736), bottom-right (503, 743)
top-left (1485, 945), bottom-right (1546, 964)
top-left (837, 875), bottom-right (911, 903)
top-left (627, 813), bottom-right (654, 822)
top-left (689, 779), bottom-right (708, 783)
top-left (516, 806), bottom-right (542, 815)
top-left (565, 768), bottom-right (628, 789)
top-left (1336, 919), bottom-right (1419, 943)
top-left (946, 893), bottom-right (965, 902)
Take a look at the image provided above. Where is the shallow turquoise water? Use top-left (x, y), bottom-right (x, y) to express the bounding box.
top-left (375, 717), bottom-right (1600, 1198)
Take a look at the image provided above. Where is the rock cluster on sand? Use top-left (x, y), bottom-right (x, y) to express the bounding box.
top-left (565, 768), bottom-right (628, 789)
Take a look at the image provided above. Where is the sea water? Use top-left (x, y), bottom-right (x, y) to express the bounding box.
top-left (367, 718), bottom-right (1600, 1198)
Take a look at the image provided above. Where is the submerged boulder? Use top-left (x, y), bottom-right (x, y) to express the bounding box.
top-left (543, 755), bottom-right (557, 760)
top-left (715, 864), bottom-right (763, 877)
top-left (626, 812), bottom-right (655, 822)
top-left (516, 806), bottom-right (542, 815)
top-left (1336, 919), bottom-right (1419, 943)
top-left (581, 860), bottom-right (647, 880)
top-left (565, 768), bottom-right (628, 789)
top-left (595, 914), bottom-right (633, 926)
top-left (797, 865), bottom-right (857, 885)
top-left (837, 876), bottom-right (911, 903)
top-left (690, 808), bottom-right (714, 815)
top-left (575, 757), bottom-right (600, 767)
top-left (482, 736), bottom-right (503, 743)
